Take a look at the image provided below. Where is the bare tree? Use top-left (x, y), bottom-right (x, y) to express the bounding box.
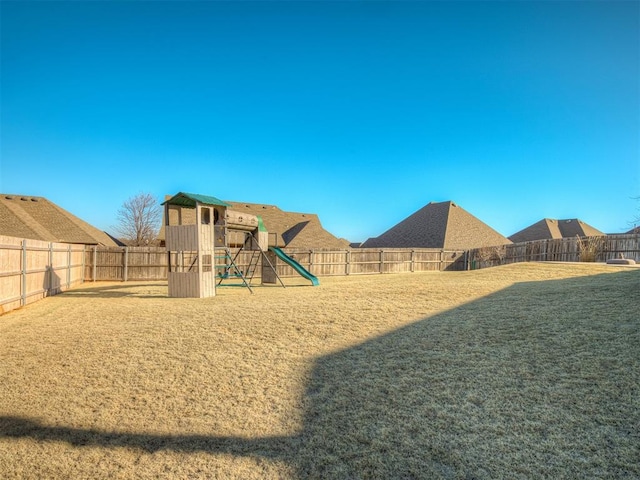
top-left (115, 193), bottom-right (162, 246)
top-left (631, 196), bottom-right (640, 232)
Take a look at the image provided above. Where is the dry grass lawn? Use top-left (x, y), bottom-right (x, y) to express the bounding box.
top-left (0, 262), bottom-right (638, 479)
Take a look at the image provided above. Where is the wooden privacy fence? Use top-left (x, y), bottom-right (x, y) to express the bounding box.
top-left (85, 246), bottom-right (168, 281)
top-left (0, 235), bottom-right (85, 314)
top-left (2, 234), bottom-right (637, 312)
top-left (79, 235), bottom-right (640, 282)
top-left (272, 248), bottom-right (466, 277)
top-left (467, 234), bottom-right (640, 269)
top-left (83, 247), bottom-right (467, 281)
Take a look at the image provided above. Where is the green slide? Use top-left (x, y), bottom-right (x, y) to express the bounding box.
top-left (269, 247), bottom-right (319, 286)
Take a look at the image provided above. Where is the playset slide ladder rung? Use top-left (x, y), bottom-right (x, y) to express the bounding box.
top-left (215, 246), bottom-right (253, 293)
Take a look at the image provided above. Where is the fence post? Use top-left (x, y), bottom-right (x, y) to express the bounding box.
top-left (123, 247), bottom-right (129, 282)
top-left (92, 246), bottom-right (97, 282)
top-left (21, 240), bottom-right (27, 306)
top-left (379, 250), bottom-right (384, 273)
top-left (410, 250), bottom-right (415, 272)
top-left (345, 249), bottom-right (350, 275)
top-left (81, 245), bottom-right (85, 285)
top-left (67, 244), bottom-right (71, 289)
top-left (48, 242), bottom-right (53, 296)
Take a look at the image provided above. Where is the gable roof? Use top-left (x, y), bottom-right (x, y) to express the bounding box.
top-left (508, 218), bottom-right (604, 243)
top-left (225, 201), bottom-right (350, 249)
top-left (159, 195), bottom-right (349, 249)
top-left (0, 194), bottom-right (121, 246)
top-left (361, 201), bottom-right (511, 250)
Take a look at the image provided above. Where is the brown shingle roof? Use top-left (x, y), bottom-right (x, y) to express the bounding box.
top-left (509, 219), bottom-right (561, 243)
top-left (0, 194), bottom-right (121, 246)
top-left (558, 219), bottom-right (603, 238)
top-left (509, 218), bottom-right (604, 243)
top-left (224, 201), bottom-right (350, 249)
top-left (361, 201), bottom-right (511, 250)
top-left (159, 196), bottom-right (349, 249)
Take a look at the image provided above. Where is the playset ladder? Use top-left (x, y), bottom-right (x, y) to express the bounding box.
top-left (244, 250), bottom-right (261, 283)
top-left (215, 247), bottom-right (254, 293)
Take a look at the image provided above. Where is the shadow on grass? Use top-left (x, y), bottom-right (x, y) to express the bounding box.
top-left (1, 270), bottom-right (639, 478)
top-left (61, 283), bottom-right (167, 299)
top-left (66, 282), bottom-right (310, 297)
top-left (0, 417), bottom-right (290, 456)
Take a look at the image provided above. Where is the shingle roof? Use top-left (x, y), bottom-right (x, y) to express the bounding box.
top-left (509, 218), bottom-right (604, 243)
top-left (0, 194), bottom-right (121, 245)
top-left (508, 219), bottom-right (560, 243)
top-left (225, 201), bottom-right (350, 249)
top-left (559, 219), bottom-right (603, 238)
top-left (160, 195), bottom-right (349, 249)
top-left (361, 201), bottom-right (511, 250)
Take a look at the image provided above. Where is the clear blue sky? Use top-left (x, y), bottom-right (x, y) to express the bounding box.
top-left (1, 1), bottom-right (639, 242)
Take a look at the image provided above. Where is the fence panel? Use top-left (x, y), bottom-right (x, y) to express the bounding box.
top-left (601, 234), bottom-right (640, 261)
top-left (344, 249), bottom-right (382, 275)
top-left (85, 247), bottom-right (126, 281)
top-left (0, 236), bottom-right (84, 314)
top-left (379, 250), bottom-right (411, 274)
top-left (126, 247), bottom-right (168, 280)
top-left (281, 250), bottom-right (348, 276)
top-left (313, 250), bottom-right (349, 276)
top-left (469, 234), bottom-right (640, 268)
top-left (0, 236), bottom-right (23, 312)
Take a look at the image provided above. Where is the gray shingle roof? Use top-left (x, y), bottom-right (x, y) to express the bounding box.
top-left (0, 194), bottom-right (121, 245)
top-left (509, 218), bottom-right (604, 243)
top-left (361, 201), bottom-right (511, 250)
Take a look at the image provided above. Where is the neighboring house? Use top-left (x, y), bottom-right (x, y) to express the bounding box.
top-left (224, 201), bottom-right (350, 249)
top-left (361, 201), bottom-right (512, 250)
top-left (508, 218), bottom-right (604, 243)
top-left (159, 195), bottom-right (350, 249)
top-left (627, 226), bottom-right (640, 234)
top-left (0, 194), bottom-right (122, 246)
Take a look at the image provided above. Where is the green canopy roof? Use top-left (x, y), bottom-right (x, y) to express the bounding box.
top-left (162, 192), bottom-right (231, 208)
